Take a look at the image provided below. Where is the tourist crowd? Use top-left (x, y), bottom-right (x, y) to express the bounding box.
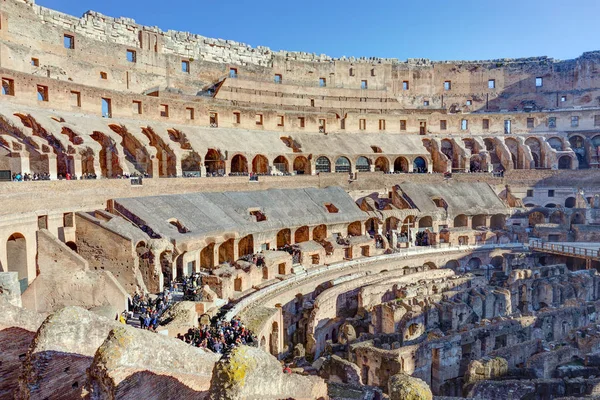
top-left (178, 316), bottom-right (257, 354)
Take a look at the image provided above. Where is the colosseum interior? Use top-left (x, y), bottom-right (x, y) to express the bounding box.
top-left (1, 1), bottom-right (600, 399)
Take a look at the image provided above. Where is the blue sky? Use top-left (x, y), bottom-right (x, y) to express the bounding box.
top-left (38, 0), bottom-right (600, 61)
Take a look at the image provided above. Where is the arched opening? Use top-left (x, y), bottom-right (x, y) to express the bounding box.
top-left (571, 212), bottom-right (585, 225)
top-left (293, 156), bottom-right (311, 175)
top-left (294, 226), bottom-right (309, 243)
top-left (65, 241), bottom-right (78, 253)
top-left (356, 156), bottom-right (370, 172)
top-left (549, 211), bottom-right (566, 225)
top-left (548, 137), bottom-right (563, 151)
top-left (441, 139), bottom-right (457, 169)
top-left (175, 253), bottom-right (185, 280)
top-left (205, 149), bottom-right (225, 175)
top-left (525, 137), bottom-right (543, 168)
top-left (160, 251), bottom-right (172, 288)
top-left (545, 203), bottom-right (556, 208)
top-left (7, 233), bottom-right (27, 290)
top-left (413, 157), bottom-right (427, 173)
top-left (505, 138), bottom-right (520, 169)
top-left (260, 336), bottom-right (266, 351)
top-left (315, 156), bottom-right (331, 173)
top-left (468, 257), bottom-right (482, 269)
top-left (277, 229), bottom-right (291, 248)
top-left (348, 221), bottom-right (362, 236)
top-left (470, 155), bottom-right (483, 172)
top-left (490, 214), bottom-right (505, 230)
top-left (529, 211), bottom-right (546, 227)
top-left (335, 156), bottom-right (351, 173)
top-left (374, 157), bottom-right (389, 173)
top-left (385, 217), bottom-right (400, 234)
top-left (471, 214), bottom-right (487, 229)
top-left (565, 197), bottom-right (576, 208)
top-left (200, 243), bottom-right (215, 269)
top-left (313, 224), bottom-right (327, 241)
top-left (454, 214), bottom-right (468, 228)
top-left (181, 152), bottom-right (202, 176)
top-left (238, 235), bottom-right (254, 258)
top-left (270, 321), bottom-right (279, 356)
top-left (252, 154), bottom-right (269, 174)
top-left (218, 239), bottom-right (235, 264)
top-left (234, 276), bottom-right (243, 292)
top-left (491, 256), bottom-right (504, 268)
top-left (558, 155), bottom-right (572, 170)
top-left (402, 216), bottom-right (416, 234)
top-left (418, 216), bottom-right (433, 228)
top-left (445, 260), bottom-right (460, 270)
top-left (230, 154), bottom-right (248, 174)
top-left (424, 261), bottom-right (437, 270)
top-left (569, 136), bottom-right (586, 169)
top-left (405, 323), bottom-right (423, 341)
top-left (394, 157), bottom-right (409, 173)
top-left (273, 156), bottom-right (289, 174)
top-left (365, 218), bottom-right (379, 235)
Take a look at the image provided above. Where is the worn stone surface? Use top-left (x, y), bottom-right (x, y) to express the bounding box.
top-left (388, 373), bottom-right (432, 400)
top-left (209, 345), bottom-right (327, 400)
top-left (17, 306), bottom-right (121, 400)
top-left (88, 326), bottom-right (220, 399)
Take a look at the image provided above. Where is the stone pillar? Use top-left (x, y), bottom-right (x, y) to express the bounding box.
top-left (151, 156), bottom-right (160, 178)
top-left (10, 152), bottom-right (30, 174)
top-left (105, 150), bottom-right (113, 178)
top-left (369, 164), bottom-right (375, 172)
top-left (407, 160), bottom-right (414, 173)
top-left (200, 165), bottom-right (207, 178)
top-left (46, 153), bottom-right (58, 180)
top-left (71, 155), bottom-right (82, 178)
top-left (174, 155), bottom-right (182, 177)
top-left (161, 150), bottom-right (168, 176)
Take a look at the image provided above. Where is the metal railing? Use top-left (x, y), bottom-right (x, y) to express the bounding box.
top-left (529, 239), bottom-right (600, 259)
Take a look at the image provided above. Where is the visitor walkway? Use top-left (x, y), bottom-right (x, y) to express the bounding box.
top-left (529, 239), bottom-right (600, 266)
top-left (224, 242), bottom-right (525, 321)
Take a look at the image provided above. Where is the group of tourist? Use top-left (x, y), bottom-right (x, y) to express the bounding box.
top-left (178, 316), bottom-right (257, 355)
top-left (12, 172), bottom-right (51, 181)
top-left (128, 290), bottom-right (174, 331)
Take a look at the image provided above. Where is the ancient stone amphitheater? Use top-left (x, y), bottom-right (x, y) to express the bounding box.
top-left (1, 1), bottom-right (600, 399)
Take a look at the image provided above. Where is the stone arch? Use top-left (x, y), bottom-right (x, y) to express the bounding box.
top-left (335, 156), bottom-right (351, 173)
top-left (273, 155), bottom-right (289, 174)
top-left (491, 256), bottom-right (504, 268)
top-left (252, 154), bottom-right (269, 174)
top-left (565, 197), bottom-right (576, 208)
top-left (454, 214), bottom-right (468, 228)
top-left (218, 239), bottom-right (235, 264)
top-left (277, 229), bottom-right (291, 248)
top-left (424, 261), bottom-right (437, 270)
top-left (525, 137), bottom-right (543, 168)
top-left (160, 250), bottom-right (173, 288)
top-left (418, 216), bottom-right (433, 228)
top-left (529, 211), bottom-right (546, 227)
top-left (549, 211), bottom-right (566, 225)
top-left (385, 217), bottom-right (400, 234)
top-left (402, 216), bottom-right (416, 233)
top-left (313, 224), bottom-right (327, 242)
top-left (200, 243), bottom-right (215, 269)
top-left (490, 214), bottom-right (505, 230)
top-left (294, 226), bottom-right (309, 244)
top-left (569, 136), bottom-right (587, 169)
top-left (558, 155), bottom-right (572, 170)
top-left (356, 156), bottom-right (370, 172)
top-left (65, 241), bottom-right (78, 252)
top-left (468, 257), bottom-right (482, 269)
top-left (441, 139), bottom-right (457, 169)
top-left (470, 154), bottom-right (483, 172)
top-left (205, 149), bottom-right (225, 175)
top-left (545, 203), bottom-right (556, 208)
top-left (505, 137), bottom-right (520, 169)
top-left (393, 156), bottom-right (409, 173)
top-left (181, 152), bottom-right (202, 176)
top-left (238, 235), bottom-right (254, 258)
top-left (547, 137), bottom-right (564, 151)
top-left (365, 217), bottom-right (379, 234)
top-left (413, 157), bottom-right (427, 173)
top-left (315, 156), bottom-right (331, 173)
top-left (571, 212), bottom-right (585, 225)
top-left (374, 156), bottom-right (390, 172)
top-left (230, 154), bottom-right (248, 174)
top-left (293, 156), bottom-right (311, 175)
top-left (445, 259), bottom-right (460, 270)
top-left (7, 233), bottom-right (28, 287)
top-left (472, 214), bottom-right (487, 229)
top-left (348, 221), bottom-right (362, 236)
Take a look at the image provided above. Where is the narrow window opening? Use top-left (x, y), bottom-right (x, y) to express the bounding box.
top-left (319, 77), bottom-right (326, 87)
top-left (210, 112), bottom-right (218, 127)
top-left (527, 118), bottom-right (534, 128)
top-left (379, 119), bottom-right (386, 131)
top-left (488, 79), bottom-right (496, 89)
top-left (2, 78), bottom-right (14, 96)
top-left (100, 71), bottom-right (108, 80)
top-left (229, 68), bottom-right (238, 78)
top-left (535, 77), bottom-right (543, 87)
top-left (461, 119), bottom-right (468, 130)
top-left (277, 115), bottom-right (284, 127)
top-left (444, 81), bottom-right (451, 90)
top-left (126, 50), bottom-right (136, 63)
top-left (402, 81), bottom-right (409, 90)
top-left (31, 58), bottom-right (40, 67)
top-left (233, 112), bottom-right (241, 124)
top-left (400, 120), bottom-right (407, 131)
top-left (160, 104), bottom-right (169, 118)
top-left (63, 34), bottom-right (74, 49)
top-left (255, 114), bottom-right (263, 125)
top-left (132, 100), bottom-right (142, 114)
top-left (298, 117), bottom-right (305, 128)
top-left (274, 74), bottom-right (282, 84)
top-left (440, 120), bottom-right (447, 130)
top-left (361, 80), bottom-right (368, 89)
top-left (37, 85), bottom-right (48, 102)
top-left (101, 98), bottom-right (112, 118)
top-left (186, 107), bottom-right (195, 120)
top-left (482, 119), bottom-right (490, 130)
top-left (182, 60), bottom-right (190, 73)
top-left (359, 119), bottom-right (366, 130)
top-left (71, 91), bottom-right (81, 107)
top-left (319, 119), bottom-right (326, 133)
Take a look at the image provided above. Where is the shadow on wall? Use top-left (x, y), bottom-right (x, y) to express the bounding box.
top-left (90, 370), bottom-right (210, 399)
